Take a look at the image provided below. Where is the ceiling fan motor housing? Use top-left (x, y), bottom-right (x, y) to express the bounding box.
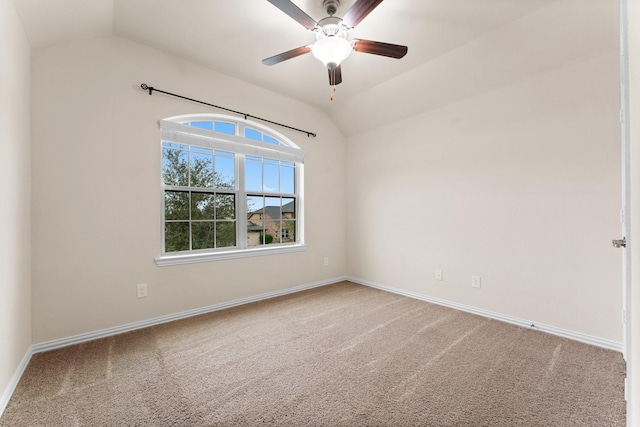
top-left (316, 16), bottom-right (348, 38)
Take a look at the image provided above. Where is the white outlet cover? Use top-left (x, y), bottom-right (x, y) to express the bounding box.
top-left (136, 283), bottom-right (148, 298)
top-left (471, 276), bottom-right (481, 288)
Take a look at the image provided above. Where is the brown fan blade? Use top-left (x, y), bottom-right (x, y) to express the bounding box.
top-left (353, 39), bottom-right (408, 59)
top-left (342, 0), bottom-right (384, 28)
top-left (262, 46), bottom-right (312, 66)
top-left (267, 0), bottom-right (318, 30)
top-left (328, 65), bottom-right (343, 86)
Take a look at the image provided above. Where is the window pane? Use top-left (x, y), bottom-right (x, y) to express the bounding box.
top-left (165, 191), bottom-right (189, 220)
top-left (215, 194), bottom-right (235, 219)
top-left (281, 165), bottom-right (294, 194)
top-left (214, 122), bottom-right (235, 135)
top-left (247, 227), bottom-right (262, 246)
top-left (245, 128), bottom-right (262, 141)
top-left (214, 155), bottom-right (235, 189)
top-left (282, 198), bottom-right (295, 220)
top-left (247, 196), bottom-right (264, 220)
top-left (216, 222), bottom-right (236, 248)
top-left (247, 195), bottom-right (264, 247)
top-left (263, 221), bottom-right (279, 245)
top-left (247, 226), bottom-right (263, 246)
top-left (163, 142), bottom-right (188, 150)
top-left (192, 222), bottom-right (215, 250)
top-left (191, 193), bottom-right (215, 220)
top-left (189, 121), bottom-right (213, 131)
top-left (165, 222), bottom-right (190, 252)
top-left (263, 135), bottom-right (279, 145)
top-left (245, 158), bottom-right (262, 192)
top-left (265, 197), bottom-right (281, 218)
top-left (192, 146), bottom-right (213, 155)
top-left (163, 147), bottom-right (188, 186)
top-left (264, 163), bottom-right (279, 193)
top-left (190, 151), bottom-right (213, 188)
top-left (265, 196), bottom-right (280, 205)
top-left (282, 220), bottom-right (295, 243)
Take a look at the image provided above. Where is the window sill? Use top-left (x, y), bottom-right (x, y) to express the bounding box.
top-left (155, 244), bottom-right (307, 266)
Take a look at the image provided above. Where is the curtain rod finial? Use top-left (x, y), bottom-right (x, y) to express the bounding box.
top-left (140, 83), bottom-right (153, 95)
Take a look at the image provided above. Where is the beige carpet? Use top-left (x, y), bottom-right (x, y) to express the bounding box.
top-left (0, 281), bottom-right (626, 426)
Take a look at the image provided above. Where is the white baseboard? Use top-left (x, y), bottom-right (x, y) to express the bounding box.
top-left (3, 274), bottom-right (619, 420)
top-left (0, 346), bottom-right (33, 419)
top-left (32, 276), bottom-right (346, 354)
top-left (347, 276), bottom-right (623, 353)
top-left (2, 277), bottom-right (345, 419)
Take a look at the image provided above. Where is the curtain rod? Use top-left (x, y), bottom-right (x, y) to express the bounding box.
top-left (140, 83), bottom-right (317, 138)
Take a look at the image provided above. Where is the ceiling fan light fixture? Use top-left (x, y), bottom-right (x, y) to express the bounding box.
top-left (263, 0), bottom-right (408, 91)
top-left (311, 36), bottom-right (352, 70)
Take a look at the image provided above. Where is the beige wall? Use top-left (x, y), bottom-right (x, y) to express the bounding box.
top-left (347, 50), bottom-right (622, 342)
top-left (0, 0), bottom-right (31, 406)
top-left (30, 36), bottom-right (347, 343)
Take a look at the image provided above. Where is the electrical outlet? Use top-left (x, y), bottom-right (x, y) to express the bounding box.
top-left (435, 269), bottom-right (443, 281)
top-left (471, 276), bottom-right (481, 289)
top-left (324, 257), bottom-right (329, 266)
top-left (136, 283), bottom-right (148, 298)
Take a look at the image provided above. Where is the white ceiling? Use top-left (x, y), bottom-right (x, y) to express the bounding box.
top-left (12, 0), bottom-right (617, 135)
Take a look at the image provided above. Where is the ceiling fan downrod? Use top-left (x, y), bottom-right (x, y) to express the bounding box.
top-left (323, 0), bottom-right (340, 16)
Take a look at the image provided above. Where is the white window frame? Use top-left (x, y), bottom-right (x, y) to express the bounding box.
top-left (155, 114), bottom-right (306, 266)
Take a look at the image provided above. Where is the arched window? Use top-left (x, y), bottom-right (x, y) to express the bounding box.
top-left (155, 114), bottom-right (306, 266)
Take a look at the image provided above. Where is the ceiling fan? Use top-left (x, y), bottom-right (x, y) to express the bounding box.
top-left (262, 0), bottom-right (408, 97)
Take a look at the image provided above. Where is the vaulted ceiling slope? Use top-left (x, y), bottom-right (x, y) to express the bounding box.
top-left (13, 0), bottom-right (618, 136)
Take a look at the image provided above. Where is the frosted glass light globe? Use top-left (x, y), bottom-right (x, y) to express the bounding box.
top-left (312, 36), bottom-right (352, 70)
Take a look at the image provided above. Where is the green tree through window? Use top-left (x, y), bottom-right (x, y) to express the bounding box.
top-left (163, 143), bottom-right (236, 252)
